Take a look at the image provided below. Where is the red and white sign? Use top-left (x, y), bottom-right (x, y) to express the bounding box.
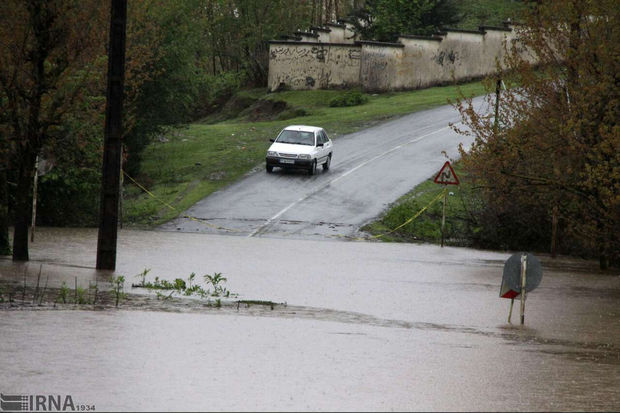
top-left (434, 161), bottom-right (460, 185)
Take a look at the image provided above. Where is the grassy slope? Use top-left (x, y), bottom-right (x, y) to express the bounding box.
top-left (123, 82), bottom-right (486, 226)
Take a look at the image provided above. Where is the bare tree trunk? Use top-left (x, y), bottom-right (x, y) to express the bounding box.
top-left (0, 167), bottom-right (10, 255)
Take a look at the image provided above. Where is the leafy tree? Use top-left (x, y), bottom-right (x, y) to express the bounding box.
top-left (0, 0), bottom-right (107, 260)
top-left (0, 0), bottom-right (166, 257)
top-left (454, 0), bottom-right (619, 268)
top-left (350, 0), bottom-right (460, 41)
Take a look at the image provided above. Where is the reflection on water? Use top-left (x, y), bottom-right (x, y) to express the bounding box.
top-left (1, 227), bottom-right (619, 411)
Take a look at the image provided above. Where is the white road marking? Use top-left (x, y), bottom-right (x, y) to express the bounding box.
top-left (248, 125), bottom-right (455, 238)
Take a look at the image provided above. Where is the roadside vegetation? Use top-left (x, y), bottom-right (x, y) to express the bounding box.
top-left (364, 160), bottom-right (558, 253)
top-left (362, 162), bottom-right (478, 246)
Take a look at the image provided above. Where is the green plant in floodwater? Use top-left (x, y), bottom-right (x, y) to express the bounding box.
top-left (134, 268), bottom-right (151, 287)
top-left (132, 271), bottom-right (236, 301)
top-left (75, 287), bottom-right (89, 304)
top-left (112, 276), bottom-right (126, 307)
top-left (204, 272), bottom-right (227, 297)
top-left (89, 282), bottom-right (99, 305)
top-left (173, 278), bottom-right (186, 292)
top-left (57, 282), bottom-right (70, 304)
top-left (215, 298), bottom-right (222, 308)
top-left (156, 290), bottom-right (174, 301)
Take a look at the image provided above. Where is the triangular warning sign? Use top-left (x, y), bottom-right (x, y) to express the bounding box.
top-left (434, 161), bottom-right (460, 185)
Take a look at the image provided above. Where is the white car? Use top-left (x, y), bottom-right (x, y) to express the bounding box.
top-left (266, 125), bottom-right (333, 175)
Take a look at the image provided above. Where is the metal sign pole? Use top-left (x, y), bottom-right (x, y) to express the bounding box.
top-left (441, 186), bottom-right (447, 248)
top-left (520, 253), bottom-right (527, 325)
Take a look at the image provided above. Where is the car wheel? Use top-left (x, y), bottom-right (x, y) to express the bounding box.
top-left (308, 160), bottom-right (317, 176)
top-left (266, 164), bottom-right (273, 173)
top-left (323, 154), bottom-right (331, 171)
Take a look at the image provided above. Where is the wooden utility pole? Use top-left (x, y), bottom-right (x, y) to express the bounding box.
top-left (96, 0), bottom-right (127, 270)
top-left (30, 156), bottom-right (39, 242)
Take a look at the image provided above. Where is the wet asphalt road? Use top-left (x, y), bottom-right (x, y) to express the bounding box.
top-left (161, 98), bottom-right (487, 239)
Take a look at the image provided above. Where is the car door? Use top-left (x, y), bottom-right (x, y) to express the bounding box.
top-left (315, 130), bottom-right (328, 163)
top-left (320, 130), bottom-right (332, 160)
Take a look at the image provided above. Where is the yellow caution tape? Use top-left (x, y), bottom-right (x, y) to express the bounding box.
top-left (122, 170), bottom-right (245, 233)
top-left (332, 188), bottom-right (448, 241)
top-left (371, 188), bottom-right (447, 238)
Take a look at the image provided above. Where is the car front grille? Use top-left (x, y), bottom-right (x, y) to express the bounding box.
top-left (278, 153), bottom-right (298, 158)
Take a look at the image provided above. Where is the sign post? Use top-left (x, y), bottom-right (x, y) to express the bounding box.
top-left (500, 252), bottom-right (542, 325)
top-left (520, 254), bottom-right (527, 325)
top-left (434, 161), bottom-right (460, 248)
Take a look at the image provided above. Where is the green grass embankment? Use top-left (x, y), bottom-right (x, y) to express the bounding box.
top-left (123, 82), bottom-right (487, 226)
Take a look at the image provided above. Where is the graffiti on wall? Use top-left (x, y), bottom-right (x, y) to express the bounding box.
top-left (435, 50), bottom-right (457, 66)
top-left (269, 43), bottom-right (361, 90)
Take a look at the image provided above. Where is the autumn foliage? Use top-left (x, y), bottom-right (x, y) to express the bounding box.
top-left (454, 1), bottom-right (619, 268)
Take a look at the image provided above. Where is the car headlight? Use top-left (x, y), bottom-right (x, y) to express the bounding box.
top-left (298, 154), bottom-right (311, 159)
top-left (267, 151), bottom-right (278, 157)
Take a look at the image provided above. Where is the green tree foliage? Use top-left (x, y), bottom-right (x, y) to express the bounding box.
top-left (0, 0), bottom-right (107, 260)
top-left (350, 0), bottom-right (460, 41)
top-left (454, 0), bottom-right (619, 268)
top-left (454, 0), bottom-right (525, 30)
top-left (122, 0), bottom-right (211, 175)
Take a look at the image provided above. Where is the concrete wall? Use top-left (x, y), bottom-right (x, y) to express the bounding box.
top-left (359, 42), bottom-right (404, 92)
top-left (310, 27), bottom-right (332, 43)
top-left (397, 35), bottom-right (443, 89)
top-left (268, 25), bottom-right (522, 92)
top-left (268, 42), bottom-right (361, 91)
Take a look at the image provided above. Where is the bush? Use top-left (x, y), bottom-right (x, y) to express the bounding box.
top-left (329, 90), bottom-right (369, 107)
top-left (276, 107), bottom-right (308, 120)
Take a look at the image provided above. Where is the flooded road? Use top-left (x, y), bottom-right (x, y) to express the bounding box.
top-left (1, 227), bottom-right (619, 411)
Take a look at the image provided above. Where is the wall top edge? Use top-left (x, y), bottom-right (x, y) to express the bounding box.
top-left (325, 22), bottom-right (346, 29)
top-left (441, 27), bottom-right (486, 35)
top-left (399, 34), bottom-right (443, 42)
top-left (479, 25), bottom-right (513, 32)
top-left (294, 31), bottom-right (319, 38)
top-left (269, 40), bottom-right (360, 47)
top-left (310, 26), bottom-right (332, 33)
top-left (358, 40), bottom-right (404, 48)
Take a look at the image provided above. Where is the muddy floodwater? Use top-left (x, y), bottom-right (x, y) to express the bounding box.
top-left (1, 227), bottom-right (619, 411)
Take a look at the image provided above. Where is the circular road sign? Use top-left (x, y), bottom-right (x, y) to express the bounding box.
top-left (500, 252), bottom-right (543, 298)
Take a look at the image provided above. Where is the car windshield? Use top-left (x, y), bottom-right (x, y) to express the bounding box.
top-left (276, 130), bottom-right (315, 146)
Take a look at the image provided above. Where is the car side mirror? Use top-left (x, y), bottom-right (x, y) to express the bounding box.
top-left (316, 143), bottom-right (324, 147)
top-left (269, 139), bottom-right (275, 142)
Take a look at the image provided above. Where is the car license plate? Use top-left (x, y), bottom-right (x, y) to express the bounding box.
top-left (280, 159), bottom-right (294, 164)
